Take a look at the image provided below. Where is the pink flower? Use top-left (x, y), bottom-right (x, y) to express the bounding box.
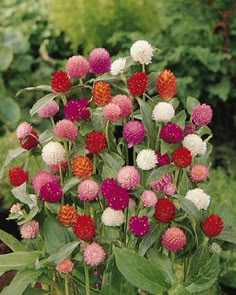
top-left (56, 258), bottom-right (74, 273)
top-left (150, 173), bottom-right (171, 191)
top-left (103, 103), bottom-right (121, 121)
top-left (84, 242), bottom-right (105, 266)
top-left (129, 215), bottom-right (150, 236)
top-left (141, 190), bottom-right (157, 207)
top-left (10, 203), bottom-right (21, 213)
top-left (111, 94), bottom-right (133, 118)
top-left (162, 183), bottom-right (176, 196)
top-left (162, 226), bottom-right (186, 251)
top-left (37, 101), bottom-right (59, 118)
top-left (191, 103), bottom-right (213, 125)
top-left (64, 98), bottom-right (90, 121)
top-left (189, 164), bottom-right (209, 182)
top-left (32, 171), bottom-right (59, 192)
top-left (39, 181), bottom-right (63, 202)
top-left (89, 48), bottom-right (111, 74)
top-left (16, 122), bottom-right (32, 139)
top-left (160, 122), bottom-right (183, 143)
top-left (117, 166), bottom-right (140, 190)
top-left (77, 179), bottom-right (100, 201)
top-left (123, 120), bottom-right (145, 148)
top-left (183, 122), bottom-right (196, 137)
top-left (48, 158), bottom-right (68, 172)
top-left (54, 119), bottom-right (78, 141)
top-left (20, 220), bottom-right (39, 239)
top-left (66, 55), bottom-right (89, 78)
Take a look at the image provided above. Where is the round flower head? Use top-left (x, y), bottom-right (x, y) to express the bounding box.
top-left (160, 122), bottom-right (183, 143)
top-left (89, 48), bottom-right (111, 74)
top-left (123, 120), bottom-right (145, 148)
top-left (57, 204), bottom-right (77, 226)
top-left (162, 226), bottom-right (186, 251)
top-left (64, 98), bottom-right (90, 121)
top-left (10, 203), bottom-right (21, 214)
top-left (56, 258), bottom-right (74, 273)
top-left (42, 142), bottom-right (65, 165)
top-left (66, 55), bottom-right (89, 78)
top-left (48, 158), bottom-right (68, 173)
top-left (16, 122), bottom-right (32, 139)
top-left (73, 214), bottom-right (96, 241)
top-left (39, 181), bottom-right (63, 202)
top-left (150, 173), bottom-right (171, 192)
top-left (183, 122), bottom-right (196, 137)
top-left (191, 103), bottom-right (213, 126)
top-left (103, 103), bottom-right (121, 121)
top-left (130, 40), bottom-right (154, 65)
top-left (183, 134), bottom-right (205, 157)
top-left (19, 129), bottom-right (39, 150)
top-left (100, 178), bottom-right (118, 198)
top-left (32, 171), bottom-right (59, 192)
top-left (51, 70), bottom-right (71, 92)
top-left (155, 151), bottom-right (170, 167)
top-left (71, 155), bottom-right (93, 179)
top-left (54, 119), bottom-right (78, 141)
top-left (105, 186), bottom-right (129, 210)
top-left (185, 188), bottom-right (210, 210)
top-left (156, 69), bottom-right (177, 101)
top-left (117, 166), bottom-right (140, 190)
top-left (136, 149), bottom-right (157, 170)
top-left (111, 94), bottom-right (132, 118)
top-left (141, 190), bottom-right (157, 207)
top-left (172, 146), bottom-right (192, 168)
top-left (85, 130), bottom-right (107, 153)
top-left (110, 57), bottom-right (126, 75)
top-left (129, 215), bottom-right (150, 236)
top-left (210, 242), bottom-right (222, 254)
top-left (77, 179), bottom-right (100, 201)
top-left (152, 102), bottom-right (175, 122)
top-left (202, 214), bottom-right (224, 237)
top-left (37, 100), bottom-right (59, 118)
top-left (101, 207), bottom-right (125, 226)
top-left (127, 71), bottom-right (148, 97)
top-left (189, 164), bottom-right (209, 182)
top-left (8, 166), bottom-right (28, 187)
top-left (154, 198), bottom-right (175, 223)
top-left (162, 183), bottom-right (176, 196)
top-left (20, 220), bottom-right (39, 239)
top-left (92, 81), bottom-right (112, 106)
top-left (84, 242), bottom-right (105, 266)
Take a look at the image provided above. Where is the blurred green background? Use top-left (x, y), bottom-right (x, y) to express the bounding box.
top-left (0, 0), bottom-right (235, 293)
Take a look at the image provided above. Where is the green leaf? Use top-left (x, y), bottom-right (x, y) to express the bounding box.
top-left (168, 284), bottom-right (190, 295)
top-left (102, 164), bottom-right (117, 179)
top-left (147, 164), bottom-right (175, 184)
top-left (16, 85), bottom-right (54, 97)
top-left (0, 97), bottom-right (21, 126)
top-left (196, 126), bottom-right (211, 137)
top-left (39, 129), bottom-right (53, 144)
top-left (11, 183), bottom-right (35, 206)
top-left (0, 251), bottom-right (40, 272)
top-left (30, 93), bottom-right (59, 116)
top-left (79, 120), bottom-right (93, 136)
top-left (186, 96), bottom-right (199, 115)
top-left (91, 107), bottom-right (106, 131)
top-left (179, 198), bottom-right (201, 222)
top-left (169, 97), bottom-right (180, 110)
top-left (0, 230), bottom-right (25, 252)
top-left (216, 227), bottom-right (236, 244)
top-left (178, 169), bottom-right (192, 195)
top-left (99, 151), bottom-right (124, 171)
top-left (114, 247), bottom-right (170, 294)
top-left (138, 223), bottom-right (159, 256)
top-left (0, 45), bottom-right (13, 71)
top-left (63, 177), bottom-right (81, 194)
top-left (0, 147), bottom-right (25, 179)
top-left (171, 110), bottom-right (186, 129)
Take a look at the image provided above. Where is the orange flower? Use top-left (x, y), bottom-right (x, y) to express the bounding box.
top-left (71, 155), bottom-right (93, 179)
top-left (57, 204), bottom-right (77, 226)
top-left (92, 81), bottom-right (112, 106)
top-left (156, 69), bottom-right (176, 101)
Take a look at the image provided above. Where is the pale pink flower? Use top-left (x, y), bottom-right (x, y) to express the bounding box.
top-left (16, 122), bottom-right (32, 139)
top-left (189, 164), bottom-right (209, 182)
top-left (111, 94), bottom-right (132, 118)
top-left (37, 101), bottom-right (59, 118)
top-left (117, 166), bottom-right (140, 190)
top-left (103, 103), bottom-right (121, 121)
top-left (66, 55), bottom-right (89, 78)
top-left (163, 183), bottom-right (176, 196)
top-left (56, 258), bottom-right (74, 273)
top-left (54, 119), bottom-right (78, 141)
top-left (141, 190), bottom-right (157, 207)
top-left (10, 203), bottom-right (21, 214)
top-left (77, 179), bottom-right (100, 201)
top-left (32, 171), bottom-right (59, 192)
top-left (84, 242), bottom-right (105, 266)
top-left (20, 220), bottom-right (39, 239)
top-left (150, 173), bottom-right (171, 191)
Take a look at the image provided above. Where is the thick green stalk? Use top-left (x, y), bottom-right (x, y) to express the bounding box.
top-left (84, 261), bottom-right (90, 295)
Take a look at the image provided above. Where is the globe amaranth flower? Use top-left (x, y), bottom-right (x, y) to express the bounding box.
top-left (92, 81), bottom-right (112, 106)
top-left (152, 102), bottom-right (175, 122)
top-left (154, 198), bottom-right (175, 223)
top-left (57, 204), bottom-right (77, 226)
top-left (155, 151), bottom-right (170, 167)
top-left (89, 48), bottom-right (111, 74)
top-left (54, 119), bottom-right (78, 141)
top-left (141, 190), bottom-right (157, 207)
top-left (183, 134), bottom-right (205, 157)
top-left (105, 186), bottom-right (130, 210)
top-left (16, 122), bottom-right (39, 150)
top-left (84, 242), bottom-right (105, 266)
top-left (42, 142), bottom-right (65, 165)
top-left (117, 166), bottom-right (140, 190)
top-left (189, 164), bottom-right (209, 182)
top-left (172, 146), bottom-right (192, 168)
top-left (20, 220), bottom-right (39, 239)
top-left (103, 103), bottom-right (121, 121)
top-left (56, 258), bottom-right (74, 273)
top-left (48, 158), bottom-right (68, 173)
top-left (183, 122), bottom-right (196, 137)
top-left (85, 130), bottom-right (107, 153)
top-left (8, 166), bottom-right (28, 187)
top-left (73, 214), bottom-right (96, 241)
top-left (129, 215), bottom-right (150, 236)
top-left (10, 203), bottom-right (21, 214)
top-left (162, 183), bottom-right (176, 196)
top-left (77, 179), bottom-right (100, 201)
top-left (111, 94), bottom-right (133, 118)
top-left (100, 178), bottom-right (118, 198)
top-left (37, 100), bottom-right (59, 118)
top-left (64, 98), bottom-right (90, 121)
top-left (185, 188), bottom-right (210, 210)
top-left (191, 103), bottom-right (213, 126)
top-left (162, 226), bottom-right (186, 251)
top-left (123, 120), bottom-right (145, 148)
top-left (150, 173), bottom-right (171, 192)
top-left (101, 207), bottom-right (125, 226)
top-left (110, 57), bottom-right (126, 75)
top-left (156, 69), bottom-right (177, 101)
top-left (71, 155), bottom-right (93, 179)
top-left (39, 181), bottom-right (63, 202)
top-left (201, 214), bottom-right (224, 237)
top-left (130, 40), bottom-right (155, 65)
top-left (127, 71), bottom-right (148, 97)
top-left (160, 122), bottom-right (183, 143)
top-left (16, 122), bottom-right (32, 139)
top-left (32, 171), bottom-right (59, 192)
top-left (136, 149), bottom-right (157, 170)
top-left (51, 70), bottom-right (71, 92)
top-left (66, 55), bottom-right (89, 78)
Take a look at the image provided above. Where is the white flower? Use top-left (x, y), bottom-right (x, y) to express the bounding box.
top-left (136, 149), bottom-right (157, 170)
top-left (110, 58), bottom-right (126, 75)
top-left (130, 40), bottom-right (155, 65)
top-left (209, 242), bottom-right (222, 254)
top-left (199, 142), bottom-right (207, 156)
top-left (42, 141), bottom-right (65, 165)
top-left (185, 188), bottom-right (210, 210)
top-left (152, 102), bottom-right (175, 122)
top-left (182, 134), bottom-right (205, 156)
top-left (101, 208), bottom-right (125, 226)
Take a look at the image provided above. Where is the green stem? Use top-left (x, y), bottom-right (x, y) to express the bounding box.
top-left (84, 261), bottom-right (90, 295)
top-left (64, 274), bottom-right (70, 295)
top-left (105, 120), bottom-right (110, 150)
top-left (61, 94), bottom-right (67, 105)
top-left (93, 154), bottom-right (97, 174)
top-left (49, 116), bottom-right (55, 127)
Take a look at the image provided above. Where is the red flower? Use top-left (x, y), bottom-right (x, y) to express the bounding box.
top-left (19, 129), bottom-right (39, 150)
top-left (156, 69), bottom-right (176, 100)
top-left (172, 146), bottom-right (192, 168)
top-left (201, 214), bottom-right (224, 237)
top-left (154, 198), bottom-right (175, 223)
top-left (8, 166), bottom-right (29, 186)
top-left (92, 81), bottom-right (112, 106)
top-left (85, 130), bottom-right (107, 153)
top-left (127, 71), bottom-right (148, 97)
top-left (73, 214), bottom-right (96, 241)
top-left (51, 70), bottom-right (71, 92)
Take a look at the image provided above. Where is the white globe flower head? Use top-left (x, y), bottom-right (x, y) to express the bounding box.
top-left (185, 188), bottom-right (210, 210)
top-left (130, 40), bottom-right (155, 65)
top-left (152, 102), bottom-right (175, 122)
top-left (101, 208), bottom-right (125, 227)
top-left (110, 58), bottom-right (126, 75)
top-left (136, 149), bottom-right (157, 170)
top-left (199, 141), bottom-right (207, 156)
top-left (182, 134), bottom-right (205, 157)
top-left (42, 141), bottom-right (65, 165)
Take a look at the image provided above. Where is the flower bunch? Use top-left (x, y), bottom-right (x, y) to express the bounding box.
top-left (0, 40), bottom-right (234, 295)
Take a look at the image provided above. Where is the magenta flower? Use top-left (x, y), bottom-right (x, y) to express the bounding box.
top-left (191, 103), bottom-right (213, 125)
top-left (155, 151), bottom-right (170, 166)
top-left (160, 122), bottom-right (183, 143)
top-left (54, 119), bottom-right (78, 141)
top-left (183, 122), bottom-right (196, 137)
top-left (100, 178), bottom-right (118, 197)
top-left (64, 98), bottom-right (90, 121)
top-left (89, 48), bottom-right (111, 74)
top-left (39, 181), bottom-right (63, 202)
top-left (129, 215), bottom-right (150, 236)
top-left (123, 120), bottom-right (145, 148)
top-left (32, 171), bottom-right (59, 192)
top-left (150, 173), bottom-right (172, 191)
top-left (105, 186), bottom-right (129, 210)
